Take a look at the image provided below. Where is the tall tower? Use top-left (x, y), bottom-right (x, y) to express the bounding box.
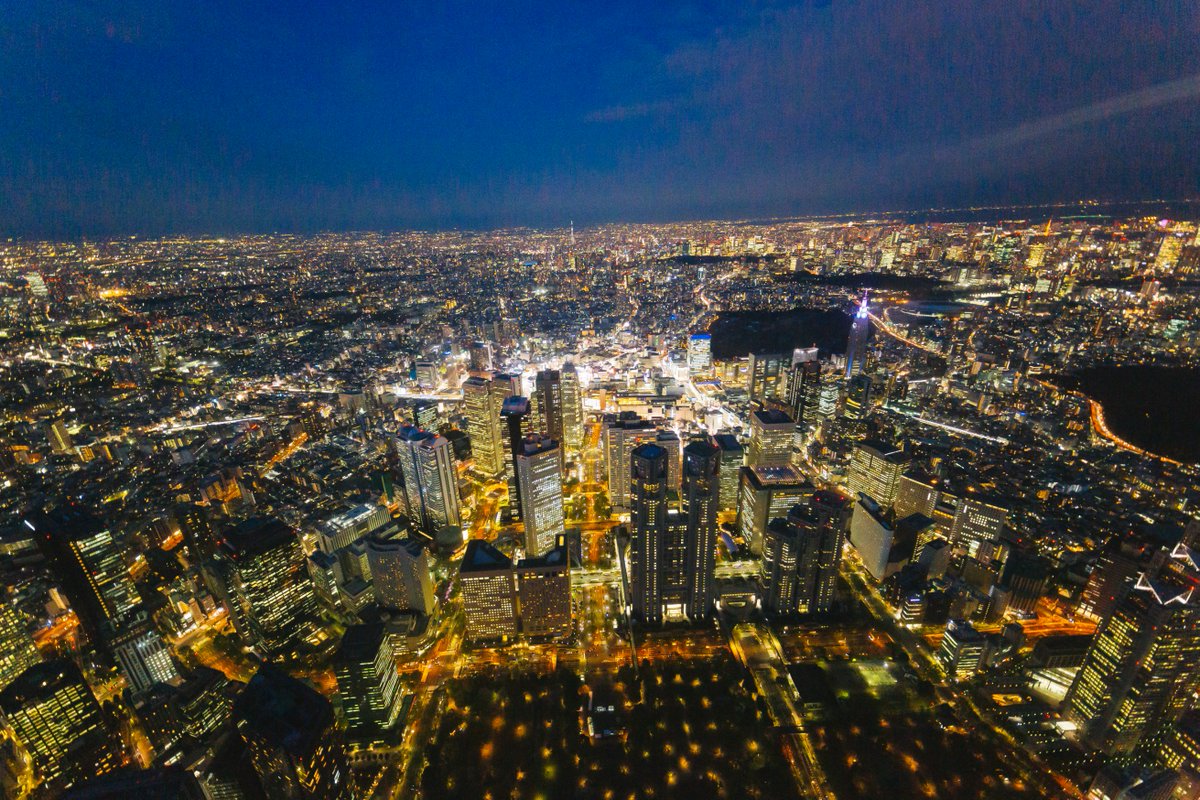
top-left (560, 362), bottom-right (584, 452)
top-left (760, 492), bottom-right (851, 616)
top-left (500, 396), bottom-right (535, 521)
top-left (845, 290), bottom-right (871, 378)
top-left (0, 595), bottom-right (40, 691)
top-left (334, 623), bottom-right (405, 749)
top-left (394, 425), bottom-right (461, 535)
top-left (516, 435), bottom-right (565, 556)
top-left (534, 369), bottom-right (564, 444)
top-left (630, 443), bottom-right (669, 625)
top-left (682, 438), bottom-right (720, 619)
top-left (1063, 542), bottom-right (1200, 759)
top-left (365, 531), bottom-right (435, 615)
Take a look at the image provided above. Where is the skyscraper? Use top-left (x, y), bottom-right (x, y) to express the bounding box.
top-left (714, 433), bottom-right (744, 511)
top-left (108, 611), bottom-right (180, 697)
top-left (759, 492), bottom-right (851, 616)
top-left (0, 596), bottom-right (40, 691)
top-left (533, 369), bottom-right (564, 444)
top-left (26, 509), bottom-right (141, 646)
top-left (737, 465), bottom-right (812, 555)
top-left (394, 425), bottom-right (462, 535)
top-left (785, 358), bottom-right (822, 430)
top-left (0, 660), bottom-right (120, 792)
top-left (560, 362), bottom-right (584, 452)
top-left (365, 531), bottom-right (436, 615)
top-left (334, 623), bottom-right (405, 748)
top-left (211, 517), bottom-right (320, 657)
top-left (1064, 543), bottom-right (1200, 758)
top-left (233, 664), bottom-right (352, 799)
top-left (458, 540), bottom-right (518, 642)
top-left (747, 352), bottom-right (787, 401)
top-left (845, 289), bottom-right (871, 378)
top-left (846, 440), bottom-right (909, 508)
top-left (515, 435), bottom-right (564, 556)
top-left (681, 438), bottom-right (720, 620)
top-left (747, 408), bottom-right (794, 468)
top-left (462, 372), bottom-right (519, 476)
top-left (500, 395), bottom-right (535, 520)
top-left (938, 618), bottom-right (986, 681)
top-left (842, 373), bottom-right (873, 420)
top-left (515, 535), bottom-right (572, 639)
top-left (687, 333), bottom-right (712, 375)
top-left (629, 442), bottom-right (670, 625)
top-left (603, 413), bottom-right (660, 510)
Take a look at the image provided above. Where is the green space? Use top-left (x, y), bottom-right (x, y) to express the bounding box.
top-left (419, 654), bottom-right (797, 799)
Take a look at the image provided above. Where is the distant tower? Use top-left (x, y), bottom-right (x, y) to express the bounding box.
top-left (845, 290), bottom-right (871, 378)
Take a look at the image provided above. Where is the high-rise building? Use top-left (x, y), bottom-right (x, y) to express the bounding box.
top-left (515, 535), bottom-right (572, 639)
top-left (747, 408), bottom-right (794, 468)
top-left (462, 372), bottom-right (519, 476)
top-left (394, 426), bottom-right (461, 535)
top-left (759, 492), bottom-right (851, 616)
top-left (846, 440), bottom-right (909, 507)
top-left (785, 359), bottom-right (822, 430)
top-left (843, 373), bottom-right (873, 420)
top-left (458, 540), bottom-right (518, 642)
top-left (533, 369), bottom-right (564, 444)
top-left (233, 664), bottom-right (352, 799)
top-left (657, 429), bottom-right (682, 491)
top-left (714, 433), bottom-right (744, 511)
top-left (500, 396), bottom-right (536, 520)
top-left (0, 660), bottom-right (120, 791)
top-left (468, 341), bottom-right (494, 373)
top-left (845, 290), bottom-right (871, 378)
top-left (44, 417), bottom-right (73, 453)
top-left (0, 596), bottom-right (40, 691)
top-left (603, 413), bottom-right (660, 510)
top-left (560, 362), bottom-right (584, 452)
top-left (630, 442), bottom-right (670, 625)
top-left (687, 333), bottom-right (712, 375)
top-left (334, 624), bottom-right (405, 748)
top-left (211, 517), bottom-right (320, 657)
top-left (1077, 538), bottom-right (1152, 623)
top-left (515, 435), bottom-right (564, 556)
top-left (108, 612), bottom-right (180, 696)
top-left (938, 619), bottom-right (986, 681)
top-left (1064, 543), bottom-right (1200, 758)
top-left (747, 352), bottom-right (787, 401)
top-left (26, 509), bottom-right (141, 645)
top-left (681, 438), bottom-right (720, 619)
top-left (365, 531), bottom-right (435, 615)
top-left (849, 494), bottom-right (918, 583)
top-left (737, 465), bottom-right (812, 555)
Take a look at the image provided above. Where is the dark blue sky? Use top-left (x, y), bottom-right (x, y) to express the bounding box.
top-left (3, 1), bottom-right (1200, 237)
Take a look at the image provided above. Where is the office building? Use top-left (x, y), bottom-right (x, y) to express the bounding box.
top-left (603, 413), bottom-right (660, 509)
top-left (109, 612), bottom-right (180, 696)
top-left (1000, 549), bottom-right (1051, 614)
top-left (233, 664), bottom-right (352, 799)
top-left (365, 531), bottom-right (436, 615)
top-left (458, 540), bottom-right (518, 642)
top-left (0, 597), bottom-right (40, 691)
top-left (938, 619), bottom-right (986, 681)
top-left (0, 660), bottom-right (120, 791)
top-left (843, 373), bottom-right (873, 420)
top-left (515, 535), bottom-right (572, 639)
top-left (845, 290), bottom-right (871, 377)
top-left (714, 433), bottom-right (744, 511)
top-left (785, 359), bottom-right (822, 429)
top-left (468, 341), bottom-right (493, 373)
top-left (212, 517), bottom-right (320, 657)
top-left (395, 426), bottom-right (462, 535)
top-left (27, 509), bottom-right (141, 645)
top-left (1077, 539), bottom-right (1152, 623)
top-left (560, 362), bottom-right (584, 451)
top-left (759, 491), bottom-right (851, 616)
top-left (687, 333), bottom-right (712, 375)
top-left (737, 465), bottom-right (812, 555)
top-left (1064, 543), bottom-right (1200, 758)
top-left (629, 442), bottom-right (675, 625)
top-left (463, 372), bottom-right (519, 476)
top-left (515, 435), bottom-right (564, 556)
top-left (500, 396), bottom-right (536, 519)
top-left (849, 495), bottom-right (916, 582)
top-left (682, 438), bottom-right (720, 619)
top-left (334, 624), bottom-right (404, 748)
top-left (949, 495), bottom-right (1009, 564)
top-left (846, 440), bottom-right (909, 507)
top-left (747, 408), bottom-right (794, 468)
top-left (747, 352), bottom-right (787, 401)
top-left (316, 503), bottom-right (393, 554)
top-left (533, 369), bottom-right (564, 444)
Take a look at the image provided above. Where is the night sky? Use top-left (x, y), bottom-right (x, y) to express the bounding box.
top-left (4, 1), bottom-right (1200, 237)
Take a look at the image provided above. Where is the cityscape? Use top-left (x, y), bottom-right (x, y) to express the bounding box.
top-left (2, 212), bottom-right (1200, 798)
top-left (5, 2), bottom-right (1200, 799)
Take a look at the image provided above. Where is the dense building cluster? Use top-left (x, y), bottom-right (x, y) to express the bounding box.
top-left (0, 208), bottom-right (1199, 797)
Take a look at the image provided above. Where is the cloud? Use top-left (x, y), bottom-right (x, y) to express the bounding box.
top-left (584, 99), bottom-right (679, 123)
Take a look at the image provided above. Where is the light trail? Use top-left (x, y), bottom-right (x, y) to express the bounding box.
top-left (149, 415), bottom-right (266, 434)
